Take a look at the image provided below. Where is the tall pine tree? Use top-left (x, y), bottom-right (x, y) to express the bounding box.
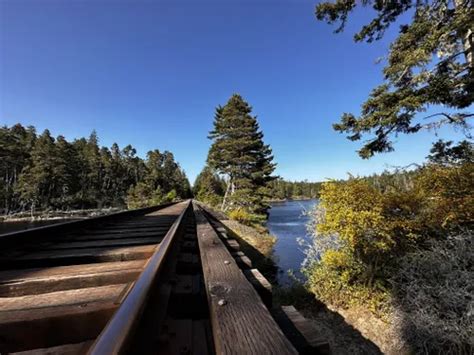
top-left (207, 94), bottom-right (276, 218)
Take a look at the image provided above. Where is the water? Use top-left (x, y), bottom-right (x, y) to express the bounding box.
top-left (267, 199), bottom-right (317, 285)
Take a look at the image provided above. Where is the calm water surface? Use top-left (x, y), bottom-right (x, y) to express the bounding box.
top-left (267, 199), bottom-right (317, 285)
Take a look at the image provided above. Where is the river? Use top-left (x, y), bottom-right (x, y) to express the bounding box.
top-left (267, 199), bottom-right (317, 285)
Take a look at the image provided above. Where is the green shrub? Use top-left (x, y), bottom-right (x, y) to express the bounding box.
top-left (196, 192), bottom-right (223, 208)
top-left (126, 183), bottom-right (164, 209)
top-left (228, 207), bottom-right (252, 224)
top-left (228, 207), bottom-right (268, 226)
top-left (304, 253), bottom-right (391, 319)
top-left (164, 189), bottom-right (177, 202)
top-left (304, 162), bottom-right (473, 325)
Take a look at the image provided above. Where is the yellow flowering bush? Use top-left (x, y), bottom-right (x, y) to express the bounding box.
top-left (304, 162), bottom-right (473, 320)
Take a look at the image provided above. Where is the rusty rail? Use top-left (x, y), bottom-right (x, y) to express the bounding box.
top-left (87, 200), bottom-right (192, 354)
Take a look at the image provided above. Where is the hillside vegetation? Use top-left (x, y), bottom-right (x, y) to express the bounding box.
top-left (303, 141), bottom-right (473, 353)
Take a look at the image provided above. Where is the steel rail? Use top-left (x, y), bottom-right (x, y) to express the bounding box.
top-left (87, 200), bottom-right (191, 354)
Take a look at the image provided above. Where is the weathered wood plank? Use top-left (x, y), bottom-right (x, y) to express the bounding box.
top-left (0, 260), bottom-right (144, 296)
top-left (38, 236), bottom-right (162, 250)
top-left (0, 245), bottom-right (156, 269)
top-left (281, 306), bottom-right (330, 352)
top-left (157, 319), bottom-right (211, 355)
top-left (63, 230), bottom-right (167, 242)
top-left (233, 254), bottom-right (252, 269)
top-left (0, 201), bottom-right (190, 353)
top-left (0, 301), bottom-right (117, 353)
top-left (193, 203), bottom-right (297, 354)
top-left (81, 227), bottom-right (169, 235)
top-left (243, 268), bottom-right (272, 308)
top-left (168, 275), bottom-right (206, 318)
top-left (224, 239), bottom-right (240, 251)
top-left (0, 260), bottom-right (144, 281)
top-left (11, 341), bottom-right (93, 354)
top-left (273, 306), bottom-right (331, 355)
top-left (0, 283), bottom-right (129, 312)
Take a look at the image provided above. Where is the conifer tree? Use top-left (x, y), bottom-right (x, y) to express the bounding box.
top-left (0, 123), bottom-right (191, 214)
top-left (17, 129), bottom-right (58, 211)
top-left (0, 124), bottom-right (191, 214)
top-left (193, 165), bottom-right (226, 206)
top-left (0, 124), bottom-right (36, 213)
top-left (54, 135), bottom-right (79, 208)
top-left (207, 94), bottom-right (276, 218)
top-left (316, 1), bottom-right (473, 158)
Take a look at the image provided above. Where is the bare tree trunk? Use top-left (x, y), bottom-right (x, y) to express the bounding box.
top-left (455, 0), bottom-right (473, 69)
top-left (463, 28), bottom-right (473, 69)
top-left (221, 178), bottom-right (231, 211)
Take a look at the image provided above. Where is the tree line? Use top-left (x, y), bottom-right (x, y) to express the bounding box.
top-left (267, 179), bottom-right (322, 200)
top-left (0, 124), bottom-right (191, 215)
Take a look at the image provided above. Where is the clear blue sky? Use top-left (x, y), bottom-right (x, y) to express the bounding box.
top-left (0, 0), bottom-right (466, 183)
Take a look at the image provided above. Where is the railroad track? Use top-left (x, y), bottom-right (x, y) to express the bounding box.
top-left (0, 200), bottom-right (325, 354)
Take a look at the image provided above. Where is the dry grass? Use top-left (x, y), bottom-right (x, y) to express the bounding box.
top-left (392, 231), bottom-right (474, 354)
top-left (221, 219), bottom-right (276, 258)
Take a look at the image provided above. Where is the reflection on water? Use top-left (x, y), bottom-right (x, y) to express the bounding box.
top-left (267, 199), bottom-right (317, 285)
top-left (0, 219), bottom-right (76, 235)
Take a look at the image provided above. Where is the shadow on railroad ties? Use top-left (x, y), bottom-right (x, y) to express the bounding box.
top-left (274, 282), bottom-right (383, 355)
top-left (205, 214), bottom-right (278, 282)
top-left (0, 213), bottom-right (179, 292)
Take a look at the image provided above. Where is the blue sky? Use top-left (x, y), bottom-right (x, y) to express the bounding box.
top-left (0, 0), bottom-right (467, 183)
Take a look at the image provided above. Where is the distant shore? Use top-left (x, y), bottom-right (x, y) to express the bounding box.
top-left (267, 197), bottom-right (316, 203)
top-left (0, 208), bottom-right (123, 223)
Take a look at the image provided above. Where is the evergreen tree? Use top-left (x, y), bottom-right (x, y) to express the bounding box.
top-left (84, 131), bottom-right (102, 205)
top-left (0, 124), bottom-right (36, 213)
top-left (0, 124), bottom-right (191, 214)
top-left (53, 135), bottom-right (79, 208)
top-left (207, 94), bottom-right (276, 218)
top-left (17, 130), bottom-right (57, 212)
top-left (316, 1), bottom-right (473, 158)
top-left (125, 149), bottom-right (192, 209)
top-left (427, 139), bottom-right (474, 165)
top-left (193, 165), bottom-right (226, 206)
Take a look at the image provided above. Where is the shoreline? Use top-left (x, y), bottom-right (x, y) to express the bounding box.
top-left (0, 208), bottom-right (123, 223)
top-left (267, 197), bottom-right (316, 203)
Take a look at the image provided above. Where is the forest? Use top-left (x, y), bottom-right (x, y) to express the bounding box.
top-left (0, 124), bottom-right (192, 215)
